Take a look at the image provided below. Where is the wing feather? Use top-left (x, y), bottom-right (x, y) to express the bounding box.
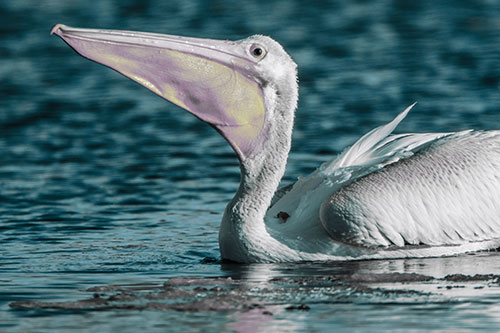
top-left (267, 105), bottom-right (500, 253)
top-left (267, 105), bottom-right (454, 225)
top-left (320, 131), bottom-right (500, 247)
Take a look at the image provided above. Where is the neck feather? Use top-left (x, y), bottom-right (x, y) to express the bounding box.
top-left (219, 79), bottom-right (297, 262)
top-left (235, 115), bottom-right (293, 221)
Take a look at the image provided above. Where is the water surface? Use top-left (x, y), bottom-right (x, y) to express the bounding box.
top-left (1, 0), bottom-right (500, 331)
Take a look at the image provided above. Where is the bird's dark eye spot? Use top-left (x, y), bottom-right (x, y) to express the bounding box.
top-left (250, 44), bottom-right (267, 59)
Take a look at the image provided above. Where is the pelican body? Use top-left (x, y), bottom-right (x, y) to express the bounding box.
top-left (52, 24), bottom-right (500, 263)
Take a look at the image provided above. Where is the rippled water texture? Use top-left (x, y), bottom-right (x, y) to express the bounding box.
top-left (1, 0), bottom-right (500, 331)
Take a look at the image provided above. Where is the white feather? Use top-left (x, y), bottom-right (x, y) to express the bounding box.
top-left (262, 105), bottom-right (500, 262)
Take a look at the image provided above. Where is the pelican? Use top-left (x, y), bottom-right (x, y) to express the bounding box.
top-left (51, 24), bottom-right (500, 263)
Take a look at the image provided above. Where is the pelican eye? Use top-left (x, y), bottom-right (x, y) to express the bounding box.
top-left (250, 44), bottom-right (266, 59)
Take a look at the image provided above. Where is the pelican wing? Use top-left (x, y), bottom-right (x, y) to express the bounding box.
top-left (265, 105), bottom-right (500, 253)
top-left (320, 130), bottom-right (500, 248)
top-left (267, 105), bottom-right (452, 222)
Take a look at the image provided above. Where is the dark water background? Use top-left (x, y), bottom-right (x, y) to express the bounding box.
top-left (1, 0), bottom-right (500, 331)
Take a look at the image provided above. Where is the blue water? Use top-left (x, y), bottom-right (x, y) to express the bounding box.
top-left (1, 0), bottom-right (500, 331)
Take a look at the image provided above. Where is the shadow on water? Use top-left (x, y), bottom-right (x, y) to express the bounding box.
top-left (8, 252), bottom-right (500, 332)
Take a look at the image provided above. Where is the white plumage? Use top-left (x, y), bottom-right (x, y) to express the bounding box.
top-left (322, 130), bottom-right (500, 248)
top-left (265, 106), bottom-right (500, 260)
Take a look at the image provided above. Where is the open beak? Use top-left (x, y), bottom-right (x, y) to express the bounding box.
top-left (51, 24), bottom-right (266, 159)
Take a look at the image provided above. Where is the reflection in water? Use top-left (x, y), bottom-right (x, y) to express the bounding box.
top-left (226, 308), bottom-right (291, 333)
top-left (9, 253), bottom-right (500, 332)
top-left (222, 252), bottom-right (500, 282)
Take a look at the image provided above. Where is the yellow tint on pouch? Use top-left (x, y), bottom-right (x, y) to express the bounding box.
top-left (158, 49), bottom-right (265, 130)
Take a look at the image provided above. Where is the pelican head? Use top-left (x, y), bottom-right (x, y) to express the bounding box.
top-left (51, 24), bottom-right (298, 161)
